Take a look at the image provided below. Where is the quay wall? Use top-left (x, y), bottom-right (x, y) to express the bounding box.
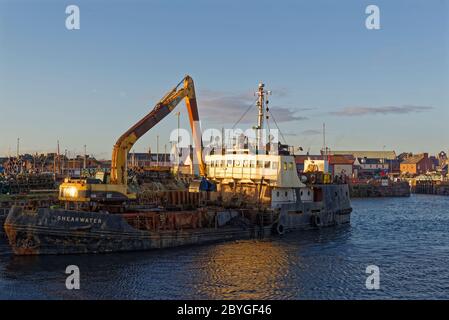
top-left (413, 181), bottom-right (449, 196)
top-left (350, 181), bottom-right (410, 198)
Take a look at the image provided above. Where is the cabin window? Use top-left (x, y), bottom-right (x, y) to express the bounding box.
top-left (272, 161), bottom-right (278, 169)
top-left (264, 161), bottom-right (271, 169)
top-left (243, 160), bottom-right (249, 167)
top-left (250, 160), bottom-right (256, 168)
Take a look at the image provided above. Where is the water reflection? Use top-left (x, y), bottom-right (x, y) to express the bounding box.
top-left (193, 240), bottom-right (293, 299)
top-left (1, 195), bottom-right (449, 299)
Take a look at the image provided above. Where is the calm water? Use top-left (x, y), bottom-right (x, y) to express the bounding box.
top-left (0, 194), bottom-right (448, 299)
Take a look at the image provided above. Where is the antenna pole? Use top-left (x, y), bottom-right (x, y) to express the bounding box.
top-left (322, 123), bottom-right (326, 156)
top-left (255, 83), bottom-right (271, 154)
top-left (83, 144), bottom-right (87, 169)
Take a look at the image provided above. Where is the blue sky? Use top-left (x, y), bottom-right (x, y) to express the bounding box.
top-left (0, 0), bottom-right (448, 159)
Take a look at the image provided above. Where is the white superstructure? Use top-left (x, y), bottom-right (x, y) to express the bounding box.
top-left (204, 82), bottom-right (305, 209)
top-left (206, 153), bottom-right (302, 188)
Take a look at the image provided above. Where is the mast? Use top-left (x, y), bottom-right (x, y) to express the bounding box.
top-left (255, 83), bottom-right (271, 154)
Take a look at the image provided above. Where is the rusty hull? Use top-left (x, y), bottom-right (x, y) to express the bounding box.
top-left (4, 206), bottom-right (260, 255)
top-left (3, 184), bottom-right (353, 255)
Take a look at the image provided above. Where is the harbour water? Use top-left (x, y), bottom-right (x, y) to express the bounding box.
top-left (0, 194), bottom-right (448, 299)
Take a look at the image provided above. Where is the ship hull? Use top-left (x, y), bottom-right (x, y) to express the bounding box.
top-left (280, 184), bottom-right (352, 231)
top-left (4, 184), bottom-right (352, 255)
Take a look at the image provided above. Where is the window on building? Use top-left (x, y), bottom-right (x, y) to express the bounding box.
top-left (256, 160), bottom-right (263, 168)
top-left (243, 160), bottom-right (249, 167)
top-left (250, 160), bottom-right (256, 168)
top-left (272, 161), bottom-right (278, 169)
top-left (227, 160), bottom-right (233, 167)
top-left (288, 162), bottom-right (294, 170)
top-left (283, 162), bottom-right (288, 170)
top-left (264, 161), bottom-right (271, 169)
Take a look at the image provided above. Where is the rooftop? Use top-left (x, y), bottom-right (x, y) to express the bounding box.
top-left (402, 154), bottom-right (426, 164)
top-left (330, 150), bottom-right (397, 160)
top-left (295, 155), bottom-right (354, 165)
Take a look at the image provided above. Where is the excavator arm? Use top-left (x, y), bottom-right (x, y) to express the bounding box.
top-left (59, 75), bottom-right (209, 204)
top-left (110, 75), bottom-right (206, 185)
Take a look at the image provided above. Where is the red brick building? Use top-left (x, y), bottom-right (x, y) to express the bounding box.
top-left (400, 153), bottom-right (434, 175)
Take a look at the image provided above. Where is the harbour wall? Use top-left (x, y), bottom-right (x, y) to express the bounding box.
top-left (412, 180), bottom-right (449, 196)
top-left (350, 181), bottom-right (410, 198)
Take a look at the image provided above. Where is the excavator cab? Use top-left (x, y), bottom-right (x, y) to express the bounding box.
top-left (94, 171), bottom-right (110, 184)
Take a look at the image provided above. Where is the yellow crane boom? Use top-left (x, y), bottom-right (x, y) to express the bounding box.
top-left (110, 75), bottom-right (206, 186)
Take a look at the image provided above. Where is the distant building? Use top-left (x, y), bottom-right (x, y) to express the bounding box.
top-left (400, 153), bottom-right (433, 175)
top-left (127, 152), bottom-right (171, 168)
top-left (328, 155), bottom-right (355, 178)
top-left (330, 150), bottom-right (398, 177)
top-left (437, 151), bottom-right (448, 168)
top-left (353, 157), bottom-right (389, 178)
top-left (429, 156), bottom-right (439, 170)
top-left (397, 152), bottom-right (413, 162)
top-left (330, 150), bottom-right (397, 160)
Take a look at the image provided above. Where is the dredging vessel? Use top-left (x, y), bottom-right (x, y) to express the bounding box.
top-left (4, 76), bottom-right (352, 255)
